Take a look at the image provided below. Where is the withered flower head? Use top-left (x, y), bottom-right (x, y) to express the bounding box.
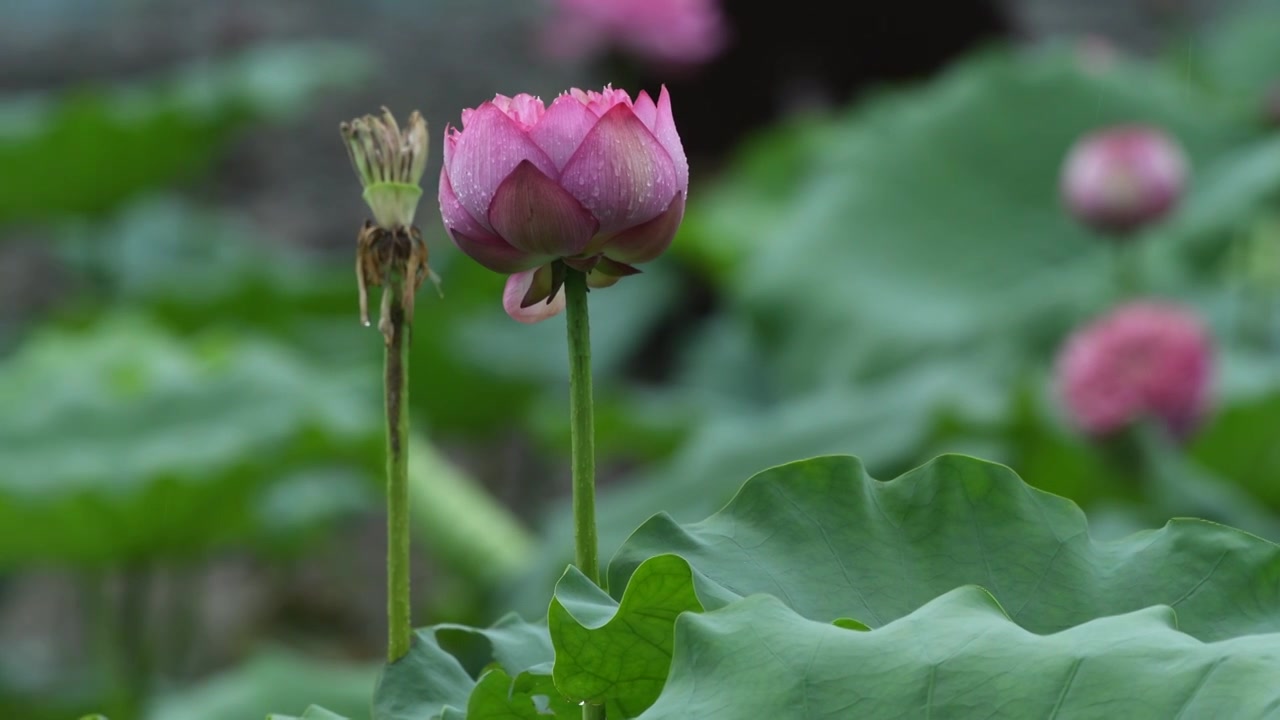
top-left (342, 108), bottom-right (429, 230)
top-left (340, 109), bottom-right (436, 343)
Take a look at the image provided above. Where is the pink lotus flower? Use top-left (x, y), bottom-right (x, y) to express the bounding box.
top-left (543, 0), bottom-right (727, 67)
top-left (439, 86), bottom-right (687, 322)
top-left (1060, 125), bottom-right (1188, 237)
top-left (1056, 301), bottom-right (1213, 441)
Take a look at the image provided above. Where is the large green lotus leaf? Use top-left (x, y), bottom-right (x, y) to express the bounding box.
top-left (546, 454), bottom-right (1280, 716)
top-left (547, 556), bottom-right (706, 717)
top-left (372, 614), bottom-right (566, 720)
top-left (637, 588), bottom-right (1280, 719)
top-left (462, 667), bottom-right (574, 720)
top-left (0, 42), bottom-right (370, 223)
top-left (147, 651), bottom-right (378, 720)
top-left (608, 455), bottom-right (1280, 641)
top-left (359, 454), bottom-right (1280, 719)
top-left (0, 316), bottom-right (379, 565)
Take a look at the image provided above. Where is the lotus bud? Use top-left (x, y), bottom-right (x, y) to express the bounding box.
top-left (1060, 125), bottom-right (1188, 238)
top-left (1056, 301), bottom-right (1213, 442)
top-left (439, 85), bottom-right (687, 323)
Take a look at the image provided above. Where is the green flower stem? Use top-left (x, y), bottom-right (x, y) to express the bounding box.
top-left (385, 278), bottom-right (412, 662)
top-left (564, 269), bottom-right (599, 589)
top-left (1112, 241), bottom-right (1141, 299)
top-left (565, 268), bottom-right (603, 720)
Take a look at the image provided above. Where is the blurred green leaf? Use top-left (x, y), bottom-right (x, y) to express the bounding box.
top-left (450, 252), bottom-right (691, 448)
top-left (268, 707), bottom-right (351, 720)
top-left (1189, 0), bottom-right (1280, 119)
top-left (1147, 136), bottom-right (1280, 290)
top-left (1192, 385), bottom-right (1280, 506)
top-left (453, 262), bottom-right (681, 382)
top-left (524, 387), bottom-right (690, 462)
top-left (685, 48), bottom-right (1250, 393)
top-left (148, 651), bottom-right (377, 720)
top-left (990, 366), bottom-right (1280, 542)
top-left (0, 42), bottom-right (371, 223)
top-left (0, 316), bottom-right (379, 566)
top-left (58, 196), bottom-right (356, 328)
top-left (407, 435), bottom-right (534, 586)
top-left (1140, 426), bottom-right (1280, 540)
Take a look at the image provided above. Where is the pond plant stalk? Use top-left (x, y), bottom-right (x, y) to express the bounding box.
top-left (341, 109), bottom-right (433, 662)
top-left (382, 266), bottom-right (412, 661)
top-left (564, 267), bottom-right (599, 590)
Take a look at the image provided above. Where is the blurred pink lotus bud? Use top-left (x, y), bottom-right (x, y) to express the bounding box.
top-left (543, 0), bottom-right (727, 67)
top-left (1060, 125), bottom-right (1188, 237)
top-left (1056, 302), bottom-right (1213, 441)
top-left (439, 85), bottom-right (687, 323)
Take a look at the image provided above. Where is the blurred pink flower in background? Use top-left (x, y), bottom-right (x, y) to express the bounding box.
top-left (439, 85), bottom-right (687, 322)
top-left (1056, 301), bottom-right (1213, 442)
top-left (1060, 125), bottom-right (1188, 237)
top-left (542, 0), bottom-right (727, 67)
